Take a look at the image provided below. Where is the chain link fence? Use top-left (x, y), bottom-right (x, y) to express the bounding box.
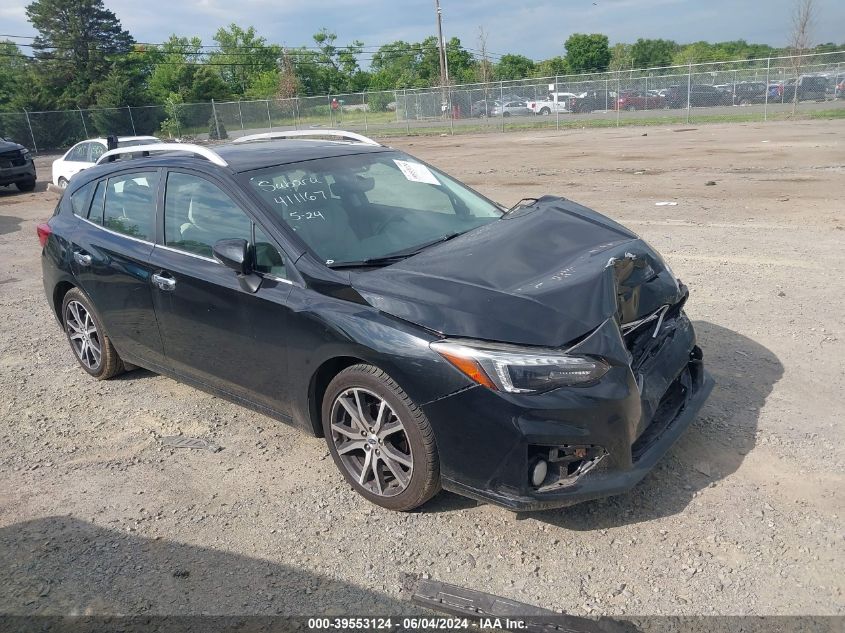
top-left (1, 50), bottom-right (843, 153)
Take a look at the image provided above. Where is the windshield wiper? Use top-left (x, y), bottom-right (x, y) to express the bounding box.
top-left (329, 232), bottom-right (466, 269)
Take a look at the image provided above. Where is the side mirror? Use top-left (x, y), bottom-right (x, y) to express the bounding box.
top-left (213, 238), bottom-right (251, 275)
top-left (213, 238), bottom-right (263, 293)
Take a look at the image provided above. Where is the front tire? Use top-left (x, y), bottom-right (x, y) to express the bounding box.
top-left (322, 364), bottom-right (440, 511)
top-left (16, 179), bottom-right (36, 192)
top-left (62, 288), bottom-right (124, 380)
top-left (57, 177), bottom-right (69, 189)
top-left (540, 107), bottom-right (551, 115)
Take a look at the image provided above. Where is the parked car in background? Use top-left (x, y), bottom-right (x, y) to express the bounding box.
top-left (52, 136), bottom-right (159, 188)
top-left (616, 91), bottom-right (666, 111)
top-left (729, 82), bottom-right (769, 105)
top-left (782, 75), bottom-right (828, 101)
top-left (38, 130), bottom-right (712, 512)
top-left (0, 136), bottom-right (37, 192)
top-left (490, 100), bottom-right (532, 117)
top-left (471, 100), bottom-right (495, 117)
top-left (665, 84), bottom-right (732, 109)
top-left (568, 90), bottom-right (616, 113)
top-left (527, 92), bottom-right (579, 115)
top-left (836, 76), bottom-right (845, 99)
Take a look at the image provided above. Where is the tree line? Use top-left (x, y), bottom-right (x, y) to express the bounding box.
top-left (1, 0), bottom-right (843, 117)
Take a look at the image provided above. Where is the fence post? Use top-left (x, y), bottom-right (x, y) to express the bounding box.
top-left (79, 108), bottom-right (88, 137)
top-left (605, 78), bottom-right (609, 111)
top-left (23, 109), bottom-right (38, 154)
top-left (616, 72), bottom-right (621, 127)
top-left (266, 99), bottom-right (272, 131)
top-left (500, 82), bottom-right (504, 132)
top-left (555, 75), bottom-right (560, 131)
top-left (237, 101), bottom-right (244, 131)
top-left (295, 97), bottom-right (300, 130)
top-left (764, 57), bottom-right (770, 122)
top-left (127, 106), bottom-right (136, 135)
top-left (363, 92), bottom-right (368, 133)
top-left (211, 99), bottom-right (221, 140)
top-left (686, 62), bottom-right (692, 124)
top-left (404, 89), bottom-right (410, 135)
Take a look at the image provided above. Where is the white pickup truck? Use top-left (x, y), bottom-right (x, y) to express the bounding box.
top-left (527, 92), bottom-right (580, 115)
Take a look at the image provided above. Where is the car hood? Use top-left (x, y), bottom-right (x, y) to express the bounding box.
top-left (351, 196), bottom-right (685, 347)
top-left (0, 140), bottom-right (25, 153)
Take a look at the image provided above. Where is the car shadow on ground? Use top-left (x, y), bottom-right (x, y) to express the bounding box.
top-left (0, 515), bottom-right (414, 621)
top-left (0, 181), bottom-right (48, 198)
top-left (526, 320), bottom-right (783, 530)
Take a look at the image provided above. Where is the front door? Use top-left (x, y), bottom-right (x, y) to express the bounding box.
top-left (147, 169), bottom-right (293, 412)
top-left (70, 169), bottom-right (166, 367)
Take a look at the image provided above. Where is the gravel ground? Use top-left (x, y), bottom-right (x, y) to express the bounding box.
top-left (0, 120), bottom-right (842, 620)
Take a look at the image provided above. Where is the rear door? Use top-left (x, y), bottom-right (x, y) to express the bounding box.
top-left (69, 169), bottom-right (166, 367)
top-left (146, 169), bottom-right (294, 412)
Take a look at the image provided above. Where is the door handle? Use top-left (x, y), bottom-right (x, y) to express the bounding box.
top-left (73, 251), bottom-right (92, 267)
top-left (151, 273), bottom-right (176, 292)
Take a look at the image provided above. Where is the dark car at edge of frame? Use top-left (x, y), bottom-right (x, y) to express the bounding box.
top-left (38, 131), bottom-right (714, 512)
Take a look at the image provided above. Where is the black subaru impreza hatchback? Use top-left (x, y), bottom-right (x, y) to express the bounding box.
top-left (39, 131), bottom-right (713, 512)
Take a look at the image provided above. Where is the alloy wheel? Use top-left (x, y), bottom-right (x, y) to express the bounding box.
top-left (329, 387), bottom-right (413, 497)
top-left (65, 300), bottom-right (102, 370)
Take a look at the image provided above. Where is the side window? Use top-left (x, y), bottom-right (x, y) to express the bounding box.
top-left (66, 143), bottom-right (87, 162)
top-left (87, 180), bottom-right (106, 225)
top-left (103, 171), bottom-right (158, 241)
top-left (164, 172), bottom-right (251, 258)
top-left (70, 181), bottom-right (96, 216)
top-left (89, 143), bottom-right (105, 163)
top-left (254, 224), bottom-right (286, 278)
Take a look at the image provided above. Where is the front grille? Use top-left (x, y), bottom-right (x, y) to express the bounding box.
top-left (0, 150), bottom-right (26, 167)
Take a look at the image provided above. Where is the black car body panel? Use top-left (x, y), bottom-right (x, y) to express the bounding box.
top-left (40, 142), bottom-right (712, 511)
top-left (353, 196), bottom-right (684, 347)
top-left (0, 139), bottom-right (37, 188)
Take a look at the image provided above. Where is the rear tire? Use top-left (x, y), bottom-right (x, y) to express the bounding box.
top-left (540, 107), bottom-right (551, 115)
top-left (16, 179), bottom-right (36, 192)
top-left (322, 364), bottom-right (440, 511)
top-left (61, 288), bottom-right (124, 380)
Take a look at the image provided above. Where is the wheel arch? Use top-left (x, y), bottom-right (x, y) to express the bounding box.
top-left (52, 280), bottom-right (76, 321)
top-left (307, 355), bottom-right (369, 437)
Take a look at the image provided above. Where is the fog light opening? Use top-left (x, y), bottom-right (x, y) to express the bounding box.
top-left (530, 459), bottom-right (548, 488)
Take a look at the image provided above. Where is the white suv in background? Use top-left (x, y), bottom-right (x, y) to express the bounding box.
top-left (51, 136), bottom-right (159, 188)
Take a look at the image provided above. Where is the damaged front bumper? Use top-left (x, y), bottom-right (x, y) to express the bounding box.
top-left (421, 306), bottom-right (713, 512)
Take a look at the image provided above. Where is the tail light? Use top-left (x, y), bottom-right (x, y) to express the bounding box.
top-left (37, 222), bottom-right (52, 248)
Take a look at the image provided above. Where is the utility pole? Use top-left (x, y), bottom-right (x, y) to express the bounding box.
top-left (435, 0), bottom-right (448, 113)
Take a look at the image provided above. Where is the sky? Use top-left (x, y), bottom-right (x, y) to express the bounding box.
top-left (1, 0), bottom-right (844, 65)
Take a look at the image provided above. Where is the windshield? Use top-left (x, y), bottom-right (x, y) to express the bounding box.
top-left (244, 151), bottom-right (502, 266)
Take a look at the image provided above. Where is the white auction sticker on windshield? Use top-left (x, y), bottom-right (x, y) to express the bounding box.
top-left (393, 159), bottom-right (440, 185)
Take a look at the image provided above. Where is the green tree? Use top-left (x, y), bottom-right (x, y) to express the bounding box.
top-left (630, 38), bottom-right (678, 69)
top-left (0, 41), bottom-right (29, 111)
top-left (564, 33), bottom-right (611, 73)
top-left (494, 54), bottom-right (536, 80)
top-left (25, 0), bottom-right (134, 107)
top-left (186, 66), bottom-right (230, 102)
top-left (146, 36), bottom-right (203, 103)
top-left (210, 24), bottom-right (280, 95)
top-left (533, 56), bottom-right (568, 78)
top-left (244, 70), bottom-right (282, 99)
top-left (608, 43), bottom-right (633, 71)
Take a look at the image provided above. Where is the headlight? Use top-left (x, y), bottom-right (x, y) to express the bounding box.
top-left (430, 339), bottom-right (610, 393)
top-left (21, 150), bottom-right (32, 161)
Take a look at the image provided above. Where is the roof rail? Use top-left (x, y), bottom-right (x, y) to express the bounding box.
top-left (95, 143), bottom-right (228, 167)
top-left (232, 130), bottom-right (382, 146)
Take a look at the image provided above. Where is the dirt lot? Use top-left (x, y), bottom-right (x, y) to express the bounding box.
top-left (0, 120), bottom-right (843, 620)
